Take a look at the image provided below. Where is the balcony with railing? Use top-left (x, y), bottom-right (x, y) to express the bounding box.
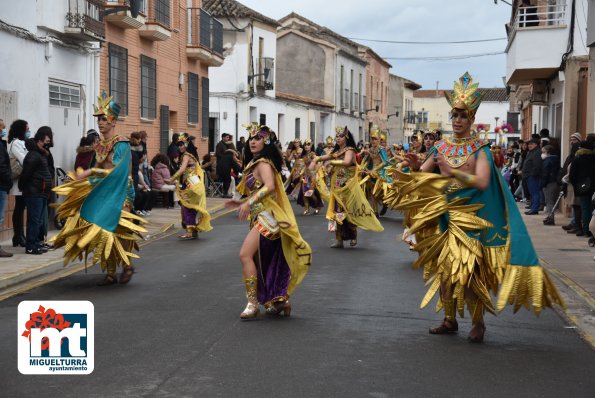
top-left (139, 0), bottom-right (171, 41)
top-left (256, 57), bottom-right (274, 91)
top-left (186, 8), bottom-right (224, 66)
top-left (64, 0), bottom-right (105, 41)
top-left (104, 0), bottom-right (145, 30)
top-left (505, 2), bottom-right (568, 85)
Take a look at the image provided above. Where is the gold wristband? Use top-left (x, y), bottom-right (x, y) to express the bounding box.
top-left (248, 186), bottom-right (270, 206)
top-left (330, 160), bottom-right (343, 166)
top-left (451, 169), bottom-right (477, 187)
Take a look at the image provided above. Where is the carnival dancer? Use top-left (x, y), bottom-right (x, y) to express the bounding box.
top-left (296, 139), bottom-right (325, 215)
top-left (386, 72), bottom-right (563, 342)
top-left (380, 132), bottom-right (394, 159)
top-left (313, 126), bottom-right (383, 248)
top-left (226, 124), bottom-right (311, 319)
top-left (361, 126), bottom-right (392, 216)
top-left (52, 91), bottom-right (146, 285)
top-left (284, 139), bottom-right (304, 197)
top-left (165, 133), bottom-right (212, 239)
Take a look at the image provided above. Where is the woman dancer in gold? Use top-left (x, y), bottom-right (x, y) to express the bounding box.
top-left (226, 125), bottom-right (311, 319)
top-left (166, 133), bottom-right (211, 239)
top-left (313, 126), bottom-right (383, 248)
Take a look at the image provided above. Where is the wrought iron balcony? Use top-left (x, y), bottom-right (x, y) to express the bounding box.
top-left (104, 0), bottom-right (145, 30)
top-left (139, 0), bottom-right (171, 41)
top-left (186, 8), bottom-right (224, 66)
top-left (64, 0), bottom-right (105, 41)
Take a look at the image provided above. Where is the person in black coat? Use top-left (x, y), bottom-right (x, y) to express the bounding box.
top-left (18, 132), bottom-right (53, 254)
top-left (0, 136), bottom-right (13, 257)
top-left (540, 145), bottom-right (560, 224)
top-left (216, 142), bottom-right (241, 197)
top-left (522, 138), bottom-right (543, 214)
top-left (569, 135), bottom-right (595, 236)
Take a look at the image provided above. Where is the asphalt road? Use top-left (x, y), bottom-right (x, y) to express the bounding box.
top-left (1, 205), bottom-right (595, 397)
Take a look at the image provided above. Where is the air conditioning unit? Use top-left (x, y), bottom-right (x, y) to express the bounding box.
top-left (530, 80), bottom-right (548, 104)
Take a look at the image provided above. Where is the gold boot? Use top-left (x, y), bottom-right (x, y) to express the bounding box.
top-left (429, 299), bottom-right (458, 334)
top-left (240, 275), bottom-right (259, 320)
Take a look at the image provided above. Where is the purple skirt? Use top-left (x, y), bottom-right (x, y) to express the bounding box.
top-left (257, 235), bottom-right (291, 306)
top-left (182, 206), bottom-right (197, 227)
top-left (334, 201), bottom-right (357, 241)
top-left (297, 186), bottom-right (323, 209)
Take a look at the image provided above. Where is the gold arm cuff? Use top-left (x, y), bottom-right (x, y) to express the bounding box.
top-left (451, 169), bottom-right (477, 187)
top-left (89, 168), bottom-right (110, 177)
top-left (330, 160), bottom-right (343, 166)
top-left (248, 186), bottom-right (270, 206)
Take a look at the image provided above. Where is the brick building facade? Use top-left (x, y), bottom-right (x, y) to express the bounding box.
top-left (102, 0), bottom-right (223, 159)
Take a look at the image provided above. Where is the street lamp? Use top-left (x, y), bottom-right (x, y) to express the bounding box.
top-left (494, 116), bottom-right (500, 145)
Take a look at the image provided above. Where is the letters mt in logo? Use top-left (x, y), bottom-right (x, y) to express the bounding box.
top-left (18, 301), bottom-right (94, 375)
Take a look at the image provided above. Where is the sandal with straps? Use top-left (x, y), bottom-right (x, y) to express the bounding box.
top-left (467, 322), bottom-right (486, 343)
top-left (119, 267), bottom-right (135, 284)
top-left (97, 274), bottom-right (117, 286)
top-left (429, 319), bottom-right (458, 334)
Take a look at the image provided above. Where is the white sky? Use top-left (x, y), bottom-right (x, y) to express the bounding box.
top-left (240, 0), bottom-right (513, 89)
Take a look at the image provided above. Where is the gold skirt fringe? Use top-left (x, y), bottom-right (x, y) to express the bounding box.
top-left (386, 171), bottom-right (564, 317)
top-left (52, 176), bottom-right (147, 272)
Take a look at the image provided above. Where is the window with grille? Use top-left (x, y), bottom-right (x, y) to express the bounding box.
top-left (295, 118), bottom-right (301, 138)
top-left (49, 82), bottom-right (80, 108)
top-left (154, 0), bottom-right (170, 26)
top-left (201, 77), bottom-right (209, 137)
top-left (140, 55), bottom-right (156, 119)
top-left (108, 43), bottom-right (128, 115)
top-left (187, 72), bottom-right (199, 123)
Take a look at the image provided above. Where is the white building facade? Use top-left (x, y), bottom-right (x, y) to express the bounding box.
top-left (0, 0), bottom-right (102, 172)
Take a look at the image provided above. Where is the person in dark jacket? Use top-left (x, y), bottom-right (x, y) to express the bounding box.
top-left (0, 135), bottom-right (13, 257)
top-left (216, 141), bottom-right (241, 197)
top-left (540, 145), bottom-right (560, 224)
top-left (560, 133), bottom-right (582, 231)
top-left (569, 135), bottom-right (595, 237)
top-left (522, 137), bottom-right (543, 214)
top-left (18, 132), bottom-right (53, 254)
top-left (35, 126), bottom-right (55, 248)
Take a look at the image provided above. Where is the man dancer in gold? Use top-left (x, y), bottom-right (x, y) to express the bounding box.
top-left (392, 73), bottom-right (562, 342)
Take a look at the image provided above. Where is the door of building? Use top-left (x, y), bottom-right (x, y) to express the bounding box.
top-left (48, 80), bottom-right (82, 174)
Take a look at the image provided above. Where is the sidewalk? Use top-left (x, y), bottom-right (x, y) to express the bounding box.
top-left (0, 198), bottom-right (228, 299)
top-left (519, 203), bottom-right (595, 348)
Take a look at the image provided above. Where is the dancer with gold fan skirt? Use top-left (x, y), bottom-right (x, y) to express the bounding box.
top-left (385, 72), bottom-right (563, 343)
top-left (52, 92), bottom-right (146, 286)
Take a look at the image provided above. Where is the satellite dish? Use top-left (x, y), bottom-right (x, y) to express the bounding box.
top-left (129, 0), bottom-right (141, 17)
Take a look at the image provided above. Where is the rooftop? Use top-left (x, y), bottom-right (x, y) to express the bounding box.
top-left (414, 88), bottom-right (508, 102)
top-left (202, 0), bottom-right (280, 27)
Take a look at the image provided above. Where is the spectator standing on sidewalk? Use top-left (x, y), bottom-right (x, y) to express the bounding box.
top-left (569, 134), bottom-right (595, 237)
top-left (167, 133), bottom-right (180, 170)
top-left (74, 132), bottom-right (99, 170)
top-left (18, 133), bottom-right (53, 255)
top-left (0, 128), bottom-right (13, 257)
top-left (560, 133), bottom-right (582, 232)
top-left (36, 126), bottom-right (55, 248)
top-left (8, 119), bottom-right (29, 248)
top-left (523, 137), bottom-right (543, 215)
top-left (541, 145), bottom-right (560, 225)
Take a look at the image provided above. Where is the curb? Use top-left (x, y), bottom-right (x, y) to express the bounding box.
top-left (0, 202), bottom-right (227, 301)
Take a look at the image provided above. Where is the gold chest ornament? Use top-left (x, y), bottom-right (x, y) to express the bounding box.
top-left (434, 136), bottom-right (486, 169)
